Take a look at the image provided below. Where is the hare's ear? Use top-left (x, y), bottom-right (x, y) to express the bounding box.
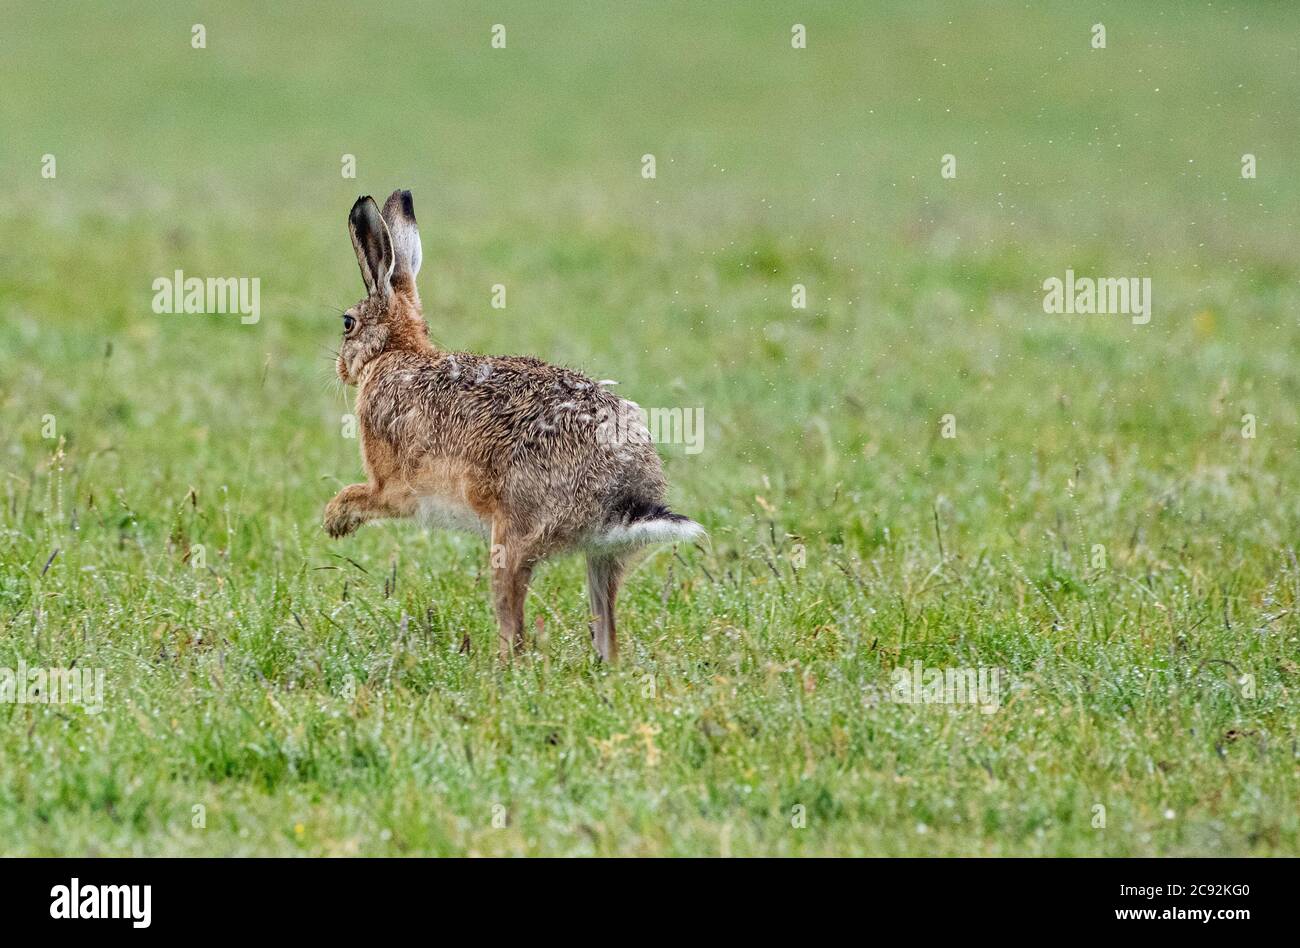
top-left (380, 189), bottom-right (422, 283)
top-left (348, 195), bottom-right (395, 298)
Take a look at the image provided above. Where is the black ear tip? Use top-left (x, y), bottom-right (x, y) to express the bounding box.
top-left (385, 189), bottom-right (415, 217)
top-left (379, 189), bottom-right (417, 225)
top-left (349, 196), bottom-right (383, 228)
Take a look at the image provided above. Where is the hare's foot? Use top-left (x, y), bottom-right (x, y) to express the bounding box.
top-left (490, 560), bottom-right (533, 662)
top-left (324, 483), bottom-right (406, 538)
top-left (586, 552), bottom-right (632, 662)
top-left (489, 518), bottom-right (545, 661)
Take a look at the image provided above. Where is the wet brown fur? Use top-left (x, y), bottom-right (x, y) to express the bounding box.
top-left (325, 191), bottom-right (695, 661)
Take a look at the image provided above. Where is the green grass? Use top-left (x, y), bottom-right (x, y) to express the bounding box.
top-left (1, 0), bottom-right (1298, 855)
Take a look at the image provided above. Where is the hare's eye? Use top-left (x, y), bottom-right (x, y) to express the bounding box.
top-left (342, 314), bottom-right (355, 333)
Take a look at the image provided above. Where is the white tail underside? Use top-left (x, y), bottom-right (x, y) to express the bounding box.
top-left (589, 517), bottom-right (706, 550)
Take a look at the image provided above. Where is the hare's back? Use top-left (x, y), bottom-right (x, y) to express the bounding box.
top-left (401, 352), bottom-right (649, 470)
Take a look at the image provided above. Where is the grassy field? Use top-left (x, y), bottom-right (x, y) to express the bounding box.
top-left (1, 1), bottom-right (1298, 856)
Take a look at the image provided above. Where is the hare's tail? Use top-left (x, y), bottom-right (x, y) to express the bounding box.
top-left (589, 500), bottom-right (705, 550)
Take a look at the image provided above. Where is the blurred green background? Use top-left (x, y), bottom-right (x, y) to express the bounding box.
top-left (0, 2), bottom-right (1297, 855)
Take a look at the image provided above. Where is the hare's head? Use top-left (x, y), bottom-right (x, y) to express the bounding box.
top-left (337, 190), bottom-right (429, 384)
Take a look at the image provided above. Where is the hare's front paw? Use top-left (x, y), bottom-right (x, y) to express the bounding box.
top-left (324, 487), bottom-right (367, 538)
top-left (324, 508), bottom-right (360, 538)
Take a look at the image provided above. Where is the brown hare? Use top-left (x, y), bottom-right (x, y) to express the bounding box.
top-left (324, 190), bottom-right (702, 661)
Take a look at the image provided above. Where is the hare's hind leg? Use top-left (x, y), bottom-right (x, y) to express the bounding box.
top-left (491, 561), bottom-right (532, 661)
top-left (489, 518), bottom-right (535, 661)
top-left (586, 552), bottom-right (630, 662)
